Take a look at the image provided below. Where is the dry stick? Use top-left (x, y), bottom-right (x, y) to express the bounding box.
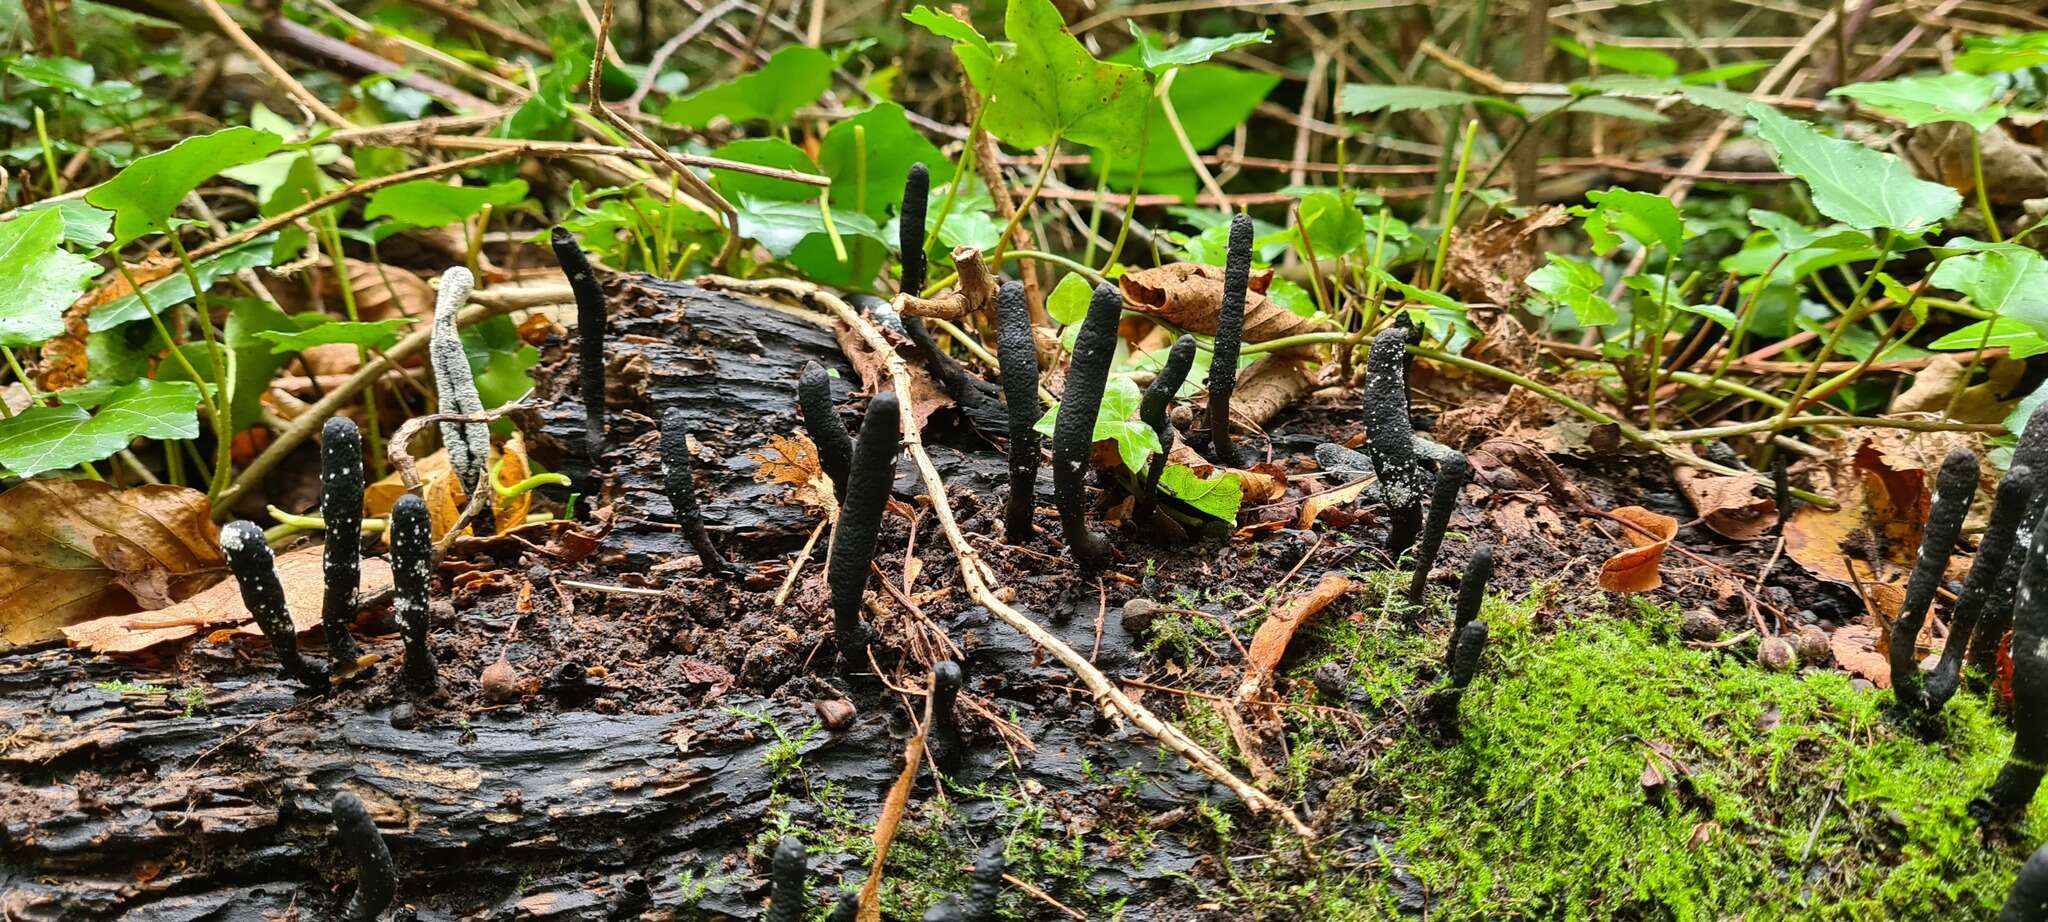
top-left (424, 136), bottom-right (830, 185)
top-left (196, 0), bottom-right (352, 128)
top-left (191, 149), bottom-right (520, 262)
top-left (401, 0), bottom-right (554, 57)
top-left (698, 275), bottom-right (1315, 841)
top-left (587, 0), bottom-right (744, 269)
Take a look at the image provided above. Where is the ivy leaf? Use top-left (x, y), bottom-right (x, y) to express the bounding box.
top-left (904, 6), bottom-right (1000, 86)
top-left (0, 379), bottom-right (201, 478)
top-left (15, 199), bottom-right (113, 249)
top-left (0, 208), bottom-right (101, 348)
top-left (710, 137), bottom-right (821, 202)
top-left (86, 126), bottom-right (283, 247)
top-left (984, 0), bottom-right (1151, 160)
top-left (1127, 24), bottom-right (1271, 72)
top-left (1297, 190), bottom-right (1368, 258)
top-left (1958, 32), bottom-right (2048, 75)
top-left (87, 236), bottom-right (277, 332)
top-left (1830, 73), bottom-right (2006, 132)
top-left (1092, 57), bottom-right (1277, 198)
top-left (1525, 253), bottom-right (1617, 326)
top-left (1157, 464), bottom-right (1243, 521)
top-left (252, 317), bottom-right (413, 354)
top-left (1339, 84), bottom-right (1508, 115)
top-left (4, 55), bottom-right (141, 106)
top-left (1047, 272), bottom-right (1091, 325)
top-left (1931, 247), bottom-right (2048, 336)
top-left (1747, 103), bottom-right (1960, 233)
top-left (734, 194), bottom-right (887, 259)
top-left (663, 45), bottom-right (834, 129)
top-left (1033, 375), bottom-right (1162, 474)
top-left (1929, 317), bottom-right (2048, 359)
top-left (462, 315), bottom-right (540, 415)
top-left (818, 103), bottom-right (952, 218)
top-left (363, 178), bottom-right (528, 230)
top-left (1576, 187), bottom-right (1685, 255)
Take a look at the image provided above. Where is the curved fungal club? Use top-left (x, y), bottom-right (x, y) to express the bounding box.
top-left (1975, 400), bottom-right (2048, 674)
top-left (1890, 447), bottom-right (1979, 714)
top-left (1448, 546), bottom-right (1492, 670)
top-left (1406, 452), bottom-right (1471, 607)
top-left (1363, 323), bottom-right (1425, 558)
top-left (900, 162), bottom-right (930, 295)
top-left (995, 281), bottom-right (1042, 544)
top-left (827, 392), bottom-right (902, 669)
top-left (331, 791), bottom-right (396, 922)
top-left (1431, 619), bottom-right (1490, 728)
top-left (930, 660), bottom-right (965, 776)
top-left (319, 416), bottom-right (364, 665)
top-left (389, 493), bottom-right (439, 691)
top-left (2001, 841), bottom-right (2048, 921)
top-left (1051, 283), bottom-right (1123, 571)
top-left (660, 407), bottom-right (735, 575)
top-left (431, 266), bottom-right (494, 535)
top-left (551, 226), bottom-right (609, 480)
top-left (1928, 464), bottom-right (2034, 711)
top-left (1204, 213), bottom-right (1254, 468)
top-left (221, 520), bottom-right (327, 690)
top-left (1975, 509), bottom-right (2048, 827)
top-left (1136, 334), bottom-right (1198, 525)
top-left (961, 838), bottom-right (1006, 922)
top-left (798, 361), bottom-right (855, 500)
top-left (764, 835), bottom-right (808, 922)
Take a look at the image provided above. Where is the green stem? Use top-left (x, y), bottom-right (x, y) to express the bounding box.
top-left (1428, 119), bottom-right (1481, 292)
top-left (991, 134), bottom-right (1061, 269)
top-left (920, 248), bottom-right (1105, 297)
top-left (924, 106), bottom-right (984, 266)
top-left (34, 106), bottom-right (62, 196)
top-left (1706, 252), bottom-right (1790, 387)
top-left (162, 234), bottom-right (234, 500)
top-left (1083, 150), bottom-right (1113, 268)
top-left (1773, 229), bottom-right (1896, 425)
top-left (1972, 132), bottom-right (2001, 244)
top-left (320, 219), bottom-right (386, 480)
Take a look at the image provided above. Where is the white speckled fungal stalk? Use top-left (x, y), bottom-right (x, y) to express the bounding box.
top-left (431, 267), bottom-right (492, 530)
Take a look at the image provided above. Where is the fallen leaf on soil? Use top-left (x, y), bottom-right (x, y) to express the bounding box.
top-left (1231, 573), bottom-right (1354, 782)
top-left (1119, 263), bottom-right (1328, 344)
top-left (1228, 354), bottom-right (1320, 429)
top-left (63, 545), bottom-right (393, 656)
top-left (752, 432), bottom-right (834, 511)
top-left (1785, 438), bottom-right (1936, 590)
top-left (1829, 623), bottom-right (1892, 688)
top-left (1299, 478), bottom-right (1374, 529)
top-left (367, 437), bottom-right (536, 539)
top-left (1599, 506), bottom-right (1678, 593)
top-left (1444, 205), bottom-right (1569, 307)
top-left (1, 481), bottom-right (226, 645)
top-left (1672, 462), bottom-right (1776, 542)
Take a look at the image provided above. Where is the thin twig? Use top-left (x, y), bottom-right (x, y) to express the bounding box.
top-left (197, 0), bottom-right (353, 128)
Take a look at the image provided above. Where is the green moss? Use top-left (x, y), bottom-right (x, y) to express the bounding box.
top-left (1217, 595), bottom-right (2044, 920)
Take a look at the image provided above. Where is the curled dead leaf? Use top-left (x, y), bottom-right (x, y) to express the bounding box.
top-left (1829, 624), bottom-right (1892, 688)
top-left (751, 432), bottom-right (834, 512)
top-left (1, 481), bottom-right (226, 646)
top-left (1672, 462), bottom-right (1776, 542)
top-left (1785, 439), bottom-right (1932, 588)
top-left (1599, 506), bottom-right (1678, 593)
top-left (1119, 263), bottom-right (1328, 344)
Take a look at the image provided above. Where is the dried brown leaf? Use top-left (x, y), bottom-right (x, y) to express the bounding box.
top-left (1119, 263), bottom-right (1328, 344)
top-left (1672, 463), bottom-right (1776, 542)
top-left (63, 545), bottom-right (392, 656)
top-left (1599, 506), bottom-right (1678, 593)
top-left (1, 481), bottom-right (226, 646)
top-left (1829, 624), bottom-right (1892, 688)
top-left (1444, 205), bottom-right (1569, 307)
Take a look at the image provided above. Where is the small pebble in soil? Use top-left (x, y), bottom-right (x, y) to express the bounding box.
top-left (1680, 611), bottom-right (1723, 642)
top-left (1119, 598), bottom-right (1160, 634)
top-left (816, 698), bottom-right (857, 731)
top-left (1758, 636), bottom-right (1798, 672)
top-left (1793, 626), bottom-right (1831, 665)
top-left (389, 703), bottom-right (416, 730)
top-left (1313, 663), bottom-right (1351, 702)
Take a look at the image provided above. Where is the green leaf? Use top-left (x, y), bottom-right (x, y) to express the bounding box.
top-left (4, 55), bottom-right (141, 106)
top-left (0, 208), bottom-right (101, 348)
top-left (1682, 61), bottom-right (1772, 85)
top-left (15, 199), bottom-right (113, 248)
top-left (1297, 189), bottom-right (1370, 259)
top-left (1525, 254), bottom-right (1617, 326)
top-left (1744, 209), bottom-right (1872, 252)
top-left (1033, 375), bottom-right (1161, 474)
top-left (1929, 317), bottom-right (2048, 359)
top-left (1157, 464), bottom-right (1243, 521)
top-left (0, 379), bottom-right (200, 478)
top-left (711, 137), bottom-right (821, 202)
top-left (1830, 73), bottom-right (2006, 132)
top-left (1957, 32), bottom-right (2048, 75)
top-left (1047, 272), bottom-right (1091, 325)
top-left (904, 6), bottom-right (1000, 86)
top-left (1092, 58), bottom-right (1276, 198)
top-left (363, 178), bottom-right (529, 230)
top-left (1576, 187), bottom-right (1685, 255)
top-left (1523, 94), bottom-right (1669, 124)
top-left (462, 315), bottom-right (540, 414)
top-left (734, 194), bottom-right (888, 259)
top-left (87, 237), bottom-right (277, 332)
top-left (252, 317), bottom-right (413, 354)
top-left (663, 45), bottom-right (835, 129)
top-left (86, 126), bottom-right (283, 247)
top-left (984, 0), bottom-right (1151, 159)
top-left (818, 103), bottom-right (952, 218)
top-left (1931, 248), bottom-right (2048, 335)
top-left (1339, 84), bottom-right (1504, 115)
top-left (1552, 37), bottom-right (1678, 77)
top-left (1747, 103), bottom-right (1960, 232)
top-left (1127, 24), bottom-right (1271, 72)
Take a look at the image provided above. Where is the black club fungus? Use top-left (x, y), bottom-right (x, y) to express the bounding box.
top-left (389, 494), bottom-right (439, 691)
top-left (551, 226), bottom-right (608, 475)
top-left (1930, 465), bottom-right (2034, 711)
top-left (1136, 334), bottom-right (1198, 525)
top-left (1975, 511), bottom-right (2048, 827)
top-left (827, 392), bottom-right (902, 668)
top-left (1204, 213), bottom-right (1254, 467)
top-left (798, 361), bottom-right (854, 499)
top-left (1406, 452), bottom-right (1471, 607)
top-left (1891, 447), bottom-right (1978, 714)
top-left (319, 416), bottom-right (364, 665)
top-left (660, 407), bottom-right (734, 575)
top-left (331, 792), bottom-right (396, 922)
top-left (1052, 283), bottom-right (1122, 570)
top-left (996, 280), bottom-right (1043, 543)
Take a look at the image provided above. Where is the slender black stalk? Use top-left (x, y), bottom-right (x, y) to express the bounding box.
top-left (332, 792), bottom-right (396, 922)
top-left (2000, 842), bottom-right (2048, 921)
top-left (1364, 324), bottom-right (1424, 558)
top-left (1430, 620), bottom-right (1489, 726)
top-left (923, 902), bottom-right (964, 922)
top-left (961, 839), bottom-right (1006, 922)
top-left (764, 836), bottom-right (808, 922)
top-left (390, 494), bottom-right (439, 691)
top-left (828, 392), bottom-right (901, 669)
top-left (1136, 335), bottom-right (1198, 524)
top-left (1407, 453), bottom-right (1471, 607)
top-left (930, 660), bottom-right (965, 776)
top-left (660, 407), bottom-right (734, 575)
top-left (1975, 401), bottom-right (2048, 673)
top-left (799, 361), bottom-right (854, 499)
top-left (1976, 511), bottom-right (2048, 827)
top-left (1771, 454), bottom-right (1791, 534)
top-left (901, 162), bottom-right (930, 294)
top-left (319, 417), bottom-right (364, 665)
top-left (826, 891), bottom-right (860, 922)
top-left (995, 281), bottom-right (1042, 543)
top-left (1929, 465), bottom-right (2034, 710)
top-left (221, 521), bottom-right (326, 689)
top-left (1891, 448), bottom-right (1979, 714)
top-left (1205, 213), bottom-right (1254, 468)
top-left (1052, 284), bottom-right (1122, 570)
top-left (552, 226), bottom-right (607, 473)
top-left (1449, 546), bottom-right (1492, 671)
